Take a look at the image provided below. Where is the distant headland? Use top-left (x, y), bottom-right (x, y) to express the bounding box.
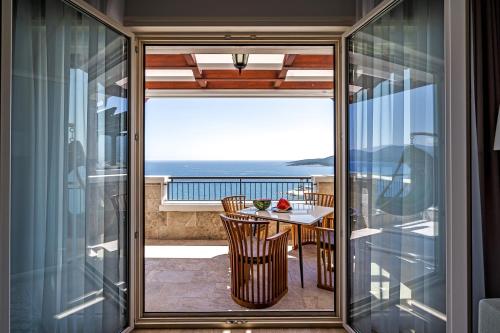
top-left (287, 156), bottom-right (334, 166)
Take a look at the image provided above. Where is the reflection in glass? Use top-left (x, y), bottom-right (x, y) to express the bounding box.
top-left (347, 0), bottom-right (445, 332)
top-left (10, 0), bottom-right (129, 331)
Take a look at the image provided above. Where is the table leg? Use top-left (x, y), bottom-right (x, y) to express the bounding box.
top-left (298, 225), bottom-right (304, 288)
top-left (276, 221), bottom-right (280, 234)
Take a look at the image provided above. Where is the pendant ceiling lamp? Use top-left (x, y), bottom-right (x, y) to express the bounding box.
top-left (232, 54), bottom-right (249, 73)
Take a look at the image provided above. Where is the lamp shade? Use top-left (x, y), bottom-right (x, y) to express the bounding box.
top-left (232, 54), bottom-right (249, 73)
top-left (495, 105), bottom-right (500, 150)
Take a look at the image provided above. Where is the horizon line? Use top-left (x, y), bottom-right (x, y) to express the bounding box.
top-left (144, 159), bottom-right (329, 162)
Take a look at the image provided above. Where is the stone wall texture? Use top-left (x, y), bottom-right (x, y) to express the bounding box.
top-left (144, 179), bottom-right (227, 240)
top-left (145, 176), bottom-right (334, 241)
top-left (314, 176), bottom-right (334, 196)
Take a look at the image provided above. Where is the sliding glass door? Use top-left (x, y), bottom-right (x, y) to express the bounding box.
top-left (10, 0), bottom-right (130, 331)
top-left (346, 0), bottom-right (446, 332)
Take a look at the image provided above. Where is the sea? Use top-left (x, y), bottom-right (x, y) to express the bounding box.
top-left (144, 160), bottom-right (401, 201)
top-left (145, 160), bottom-right (334, 177)
top-left (144, 160), bottom-right (402, 177)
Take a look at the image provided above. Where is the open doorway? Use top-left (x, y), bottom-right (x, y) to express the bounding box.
top-left (141, 45), bottom-right (336, 315)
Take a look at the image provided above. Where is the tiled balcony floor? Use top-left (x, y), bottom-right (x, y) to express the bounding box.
top-left (144, 240), bottom-right (335, 312)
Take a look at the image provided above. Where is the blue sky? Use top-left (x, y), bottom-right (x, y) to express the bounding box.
top-left (145, 98), bottom-right (335, 161)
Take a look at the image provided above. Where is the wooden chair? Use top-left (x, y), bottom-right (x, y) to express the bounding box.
top-left (316, 226), bottom-right (335, 291)
top-left (222, 195), bottom-right (270, 235)
top-left (221, 195), bottom-right (246, 213)
top-left (220, 213), bottom-right (290, 309)
top-left (292, 192), bottom-right (334, 248)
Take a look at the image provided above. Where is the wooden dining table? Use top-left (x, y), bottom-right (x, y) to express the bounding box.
top-left (238, 202), bottom-right (335, 288)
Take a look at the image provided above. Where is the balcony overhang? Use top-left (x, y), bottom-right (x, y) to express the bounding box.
top-left (144, 45), bottom-right (335, 98)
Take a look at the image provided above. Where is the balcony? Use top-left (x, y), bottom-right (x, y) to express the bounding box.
top-left (144, 175), bottom-right (335, 312)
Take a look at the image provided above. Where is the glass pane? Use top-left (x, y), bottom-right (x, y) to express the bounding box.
top-left (347, 0), bottom-right (446, 332)
top-left (10, 0), bottom-right (129, 331)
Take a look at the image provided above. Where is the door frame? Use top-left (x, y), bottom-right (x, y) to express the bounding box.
top-left (0, 0), bottom-right (13, 331)
top-left (340, 0), bottom-right (470, 332)
top-left (133, 32), bottom-right (345, 329)
top-left (1, 0), bottom-right (470, 330)
top-left (65, 2), bottom-right (139, 332)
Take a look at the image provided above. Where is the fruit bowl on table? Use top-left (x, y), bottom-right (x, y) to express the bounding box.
top-left (253, 199), bottom-right (272, 210)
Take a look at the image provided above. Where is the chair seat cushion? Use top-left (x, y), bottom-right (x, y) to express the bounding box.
top-left (233, 236), bottom-right (271, 264)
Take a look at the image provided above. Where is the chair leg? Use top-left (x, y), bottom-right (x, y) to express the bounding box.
top-left (321, 250), bottom-right (326, 286)
top-left (292, 225), bottom-right (298, 249)
top-left (327, 249), bottom-right (334, 272)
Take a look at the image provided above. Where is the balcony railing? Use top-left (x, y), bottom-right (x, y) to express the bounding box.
top-left (165, 176), bottom-right (313, 201)
top-left (161, 174), bottom-right (409, 202)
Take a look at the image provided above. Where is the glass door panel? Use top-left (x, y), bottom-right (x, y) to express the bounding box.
top-left (10, 0), bottom-right (129, 331)
top-left (346, 0), bottom-right (446, 332)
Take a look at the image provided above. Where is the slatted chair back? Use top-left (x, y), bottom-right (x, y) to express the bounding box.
top-left (304, 192), bottom-right (335, 208)
top-left (292, 192), bottom-right (334, 248)
top-left (221, 195), bottom-right (246, 213)
top-left (220, 214), bottom-right (289, 308)
top-left (316, 227), bottom-right (335, 291)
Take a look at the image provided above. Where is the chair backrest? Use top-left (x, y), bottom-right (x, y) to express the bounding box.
top-left (304, 192), bottom-right (334, 207)
top-left (221, 195), bottom-right (246, 213)
top-left (220, 213), bottom-right (289, 308)
top-left (316, 226), bottom-right (335, 291)
top-left (306, 192), bottom-right (334, 230)
top-left (220, 213), bottom-right (270, 255)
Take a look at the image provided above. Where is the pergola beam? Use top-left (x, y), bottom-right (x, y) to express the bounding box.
top-left (146, 81), bottom-right (333, 90)
top-left (144, 54), bottom-right (334, 91)
top-left (274, 54), bottom-right (296, 88)
top-left (183, 54), bottom-right (207, 88)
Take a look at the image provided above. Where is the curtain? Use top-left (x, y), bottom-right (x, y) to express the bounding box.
top-left (471, 0), bottom-right (500, 331)
top-left (83, 0), bottom-right (125, 23)
top-left (354, 0), bottom-right (384, 21)
top-left (11, 0), bottom-right (129, 332)
top-left (347, 0), bottom-right (446, 332)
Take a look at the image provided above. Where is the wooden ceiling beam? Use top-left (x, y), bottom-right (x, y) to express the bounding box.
top-left (145, 54), bottom-right (189, 67)
top-left (145, 54), bottom-right (335, 90)
top-left (145, 55), bottom-right (334, 70)
top-left (290, 54), bottom-right (334, 68)
top-left (196, 78), bottom-right (281, 82)
top-left (202, 69), bottom-right (280, 79)
top-left (183, 54), bottom-right (207, 88)
top-left (146, 81), bottom-right (201, 89)
top-left (283, 65), bottom-right (334, 70)
top-left (146, 81), bottom-right (334, 90)
top-left (275, 54), bottom-right (297, 88)
top-left (284, 54), bottom-right (298, 67)
top-left (279, 81), bottom-right (333, 89)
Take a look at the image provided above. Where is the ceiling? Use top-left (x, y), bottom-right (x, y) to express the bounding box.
top-left (144, 46), bottom-right (334, 97)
